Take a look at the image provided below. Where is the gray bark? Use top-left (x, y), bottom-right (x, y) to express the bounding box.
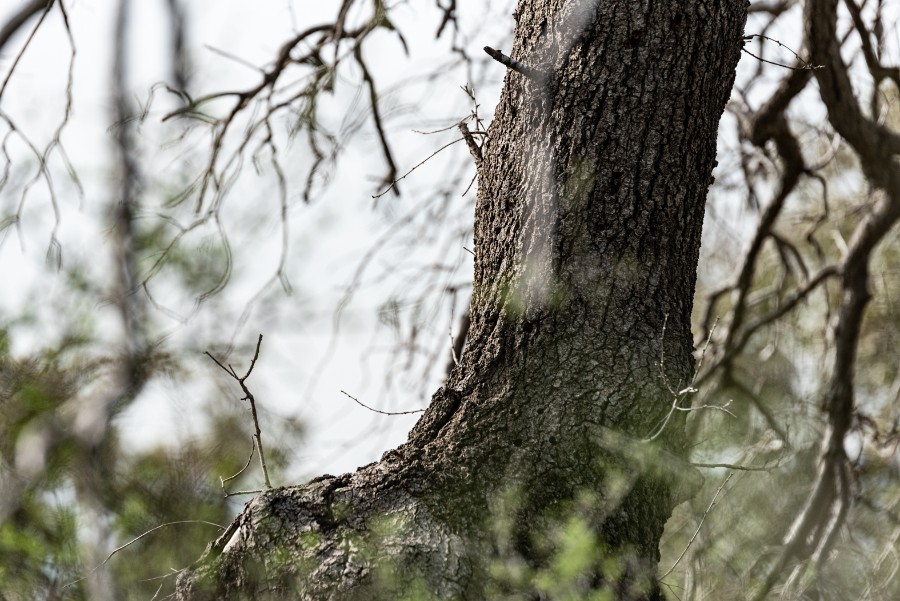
top-left (175, 1), bottom-right (746, 599)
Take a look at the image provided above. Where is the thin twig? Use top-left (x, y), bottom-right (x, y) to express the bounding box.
top-left (645, 318), bottom-right (723, 441)
top-left (690, 461), bottom-right (776, 471)
top-left (206, 334), bottom-right (273, 489)
top-left (660, 472), bottom-right (734, 581)
top-left (741, 46), bottom-right (821, 71)
top-left (742, 34), bottom-right (822, 70)
top-left (62, 521), bottom-right (224, 590)
top-left (354, 43), bottom-right (399, 196)
top-left (373, 137), bottom-right (464, 198)
top-left (220, 437), bottom-right (256, 497)
top-left (340, 390), bottom-right (425, 415)
top-left (676, 400), bottom-right (736, 418)
top-left (204, 43), bottom-right (266, 73)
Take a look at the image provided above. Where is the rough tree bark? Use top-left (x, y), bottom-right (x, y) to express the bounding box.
top-left (176, 1), bottom-right (746, 599)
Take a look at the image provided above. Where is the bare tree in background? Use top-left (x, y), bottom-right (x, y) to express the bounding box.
top-left (1, 0), bottom-right (899, 600)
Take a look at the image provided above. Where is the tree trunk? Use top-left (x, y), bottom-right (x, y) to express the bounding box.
top-left (176, 1), bottom-right (746, 599)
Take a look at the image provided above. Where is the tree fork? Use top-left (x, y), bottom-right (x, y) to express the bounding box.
top-left (176, 1), bottom-right (747, 599)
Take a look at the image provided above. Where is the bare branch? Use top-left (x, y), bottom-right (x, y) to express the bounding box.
top-left (62, 521), bottom-right (225, 591)
top-left (206, 334), bottom-right (272, 489)
top-left (340, 390), bottom-right (425, 416)
top-left (660, 472), bottom-right (734, 581)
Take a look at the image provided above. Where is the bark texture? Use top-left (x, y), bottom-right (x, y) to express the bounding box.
top-left (176, 1), bottom-right (746, 599)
